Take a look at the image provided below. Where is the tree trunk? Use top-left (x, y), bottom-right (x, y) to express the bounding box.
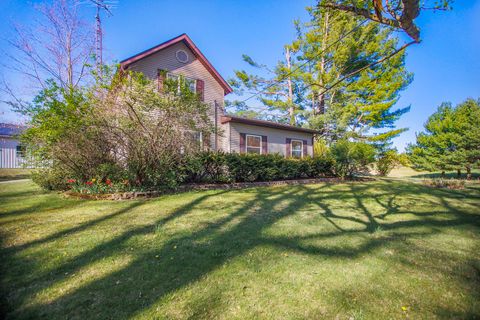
top-left (457, 169), bottom-right (461, 179)
top-left (441, 171), bottom-right (445, 178)
top-left (317, 11), bottom-right (329, 115)
top-left (466, 166), bottom-right (472, 180)
top-left (285, 47), bottom-right (295, 125)
top-left (66, 29), bottom-right (73, 88)
top-left (311, 93), bottom-right (317, 115)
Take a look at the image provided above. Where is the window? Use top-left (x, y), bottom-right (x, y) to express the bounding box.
top-left (184, 77), bottom-right (196, 93)
top-left (291, 140), bottom-right (303, 158)
top-left (246, 135), bottom-right (262, 154)
top-left (167, 72), bottom-right (196, 94)
top-left (16, 145), bottom-right (26, 158)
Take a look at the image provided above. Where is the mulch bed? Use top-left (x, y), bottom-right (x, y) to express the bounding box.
top-left (64, 177), bottom-right (372, 200)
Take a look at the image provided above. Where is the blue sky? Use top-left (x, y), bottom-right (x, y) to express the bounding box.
top-left (0, 0), bottom-right (479, 151)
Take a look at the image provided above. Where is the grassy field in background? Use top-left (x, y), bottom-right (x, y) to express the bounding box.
top-left (388, 166), bottom-right (480, 180)
top-left (0, 169), bottom-right (32, 182)
top-left (1, 178), bottom-right (479, 319)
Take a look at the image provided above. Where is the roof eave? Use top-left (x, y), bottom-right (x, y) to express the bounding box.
top-left (221, 116), bottom-right (321, 134)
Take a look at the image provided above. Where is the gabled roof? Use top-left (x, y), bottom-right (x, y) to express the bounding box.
top-left (120, 33), bottom-right (233, 95)
top-left (0, 123), bottom-right (27, 137)
top-left (221, 115), bottom-right (321, 134)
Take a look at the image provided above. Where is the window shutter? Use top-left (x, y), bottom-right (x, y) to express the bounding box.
top-left (157, 69), bottom-right (166, 92)
top-left (286, 138), bottom-right (291, 157)
top-left (262, 135), bottom-right (268, 154)
top-left (196, 79), bottom-right (205, 101)
top-left (240, 133), bottom-right (246, 153)
top-left (303, 140), bottom-right (308, 157)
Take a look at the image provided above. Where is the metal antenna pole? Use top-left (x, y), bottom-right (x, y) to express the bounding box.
top-left (95, 3), bottom-right (103, 72)
top-left (87, 0), bottom-right (116, 75)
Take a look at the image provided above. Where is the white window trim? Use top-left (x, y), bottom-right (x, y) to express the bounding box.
top-left (291, 139), bottom-right (303, 158)
top-left (246, 134), bottom-right (262, 154)
top-left (166, 72), bottom-right (197, 93)
top-left (15, 145), bottom-right (25, 158)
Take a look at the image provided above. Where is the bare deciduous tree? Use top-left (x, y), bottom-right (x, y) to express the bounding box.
top-left (3, 0), bottom-right (94, 91)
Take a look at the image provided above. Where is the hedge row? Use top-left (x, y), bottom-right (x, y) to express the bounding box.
top-left (182, 152), bottom-right (335, 183)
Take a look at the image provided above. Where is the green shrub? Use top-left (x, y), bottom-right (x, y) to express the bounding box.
top-left (330, 140), bottom-right (376, 178)
top-left (376, 150), bottom-right (399, 176)
top-left (23, 72), bottom-right (213, 192)
top-left (31, 167), bottom-right (72, 191)
top-left (313, 139), bottom-right (329, 157)
top-left (308, 155), bottom-right (335, 177)
top-left (184, 152), bottom-right (335, 183)
top-left (183, 152), bottom-right (230, 183)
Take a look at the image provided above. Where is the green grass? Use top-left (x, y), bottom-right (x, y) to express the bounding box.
top-left (1, 179), bottom-right (479, 319)
top-left (0, 169), bottom-right (31, 182)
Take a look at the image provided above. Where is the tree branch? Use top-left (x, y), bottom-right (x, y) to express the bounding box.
top-left (321, 1), bottom-right (422, 43)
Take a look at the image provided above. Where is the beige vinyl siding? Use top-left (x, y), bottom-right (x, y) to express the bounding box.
top-left (219, 122), bottom-right (230, 152)
top-left (127, 42), bottom-right (225, 105)
top-left (127, 41), bottom-right (229, 151)
top-left (229, 123), bottom-right (314, 157)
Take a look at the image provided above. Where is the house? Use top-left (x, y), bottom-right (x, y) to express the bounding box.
top-left (120, 34), bottom-right (318, 157)
top-left (0, 123), bottom-right (27, 168)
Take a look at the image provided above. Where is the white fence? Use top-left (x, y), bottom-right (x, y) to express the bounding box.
top-left (0, 148), bottom-right (29, 168)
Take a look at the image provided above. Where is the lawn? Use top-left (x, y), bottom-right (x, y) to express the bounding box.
top-left (0, 179), bottom-right (479, 319)
top-left (0, 169), bottom-right (31, 182)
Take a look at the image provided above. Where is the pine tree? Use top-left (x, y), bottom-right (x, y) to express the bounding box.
top-left (227, 46), bottom-right (305, 125)
top-left (407, 98), bottom-right (480, 179)
top-left (295, 3), bottom-right (412, 146)
top-left (228, 0), bottom-right (412, 146)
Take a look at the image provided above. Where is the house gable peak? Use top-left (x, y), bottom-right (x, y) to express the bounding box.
top-left (120, 34), bottom-right (233, 95)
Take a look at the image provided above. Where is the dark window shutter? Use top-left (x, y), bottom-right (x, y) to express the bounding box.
top-left (303, 140), bottom-right (308, 157)
top-left (196, 79), bottom-right (205, 101)
top-left (262, 135), bottom-right (268, 154)
top-left (240, 133), bottom-right (246, 153)
top-left (157, 69), bottom-right (166, 92)
top-left (286, 138), bottom-right (291, 157)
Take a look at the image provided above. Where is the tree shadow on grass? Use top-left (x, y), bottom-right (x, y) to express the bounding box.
top-left (2, 200), bottom-right (145, 255)
top-left (7, 186), bottom-right (314, 318)
top-left (0, 191), bottom-right (84, 222)
top-left (2, 189), bottom-right (233, 315)
top-left (3, 181), bottom-right (480, 319)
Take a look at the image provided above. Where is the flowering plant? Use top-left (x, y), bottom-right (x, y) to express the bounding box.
top-left (66, 178), bottom-right (145, 194)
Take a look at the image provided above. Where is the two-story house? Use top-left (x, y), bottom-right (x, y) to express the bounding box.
top-left (120, 34), bottom-right (318, 158)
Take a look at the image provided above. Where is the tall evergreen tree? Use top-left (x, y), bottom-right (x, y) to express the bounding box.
top-left (295, 3), bottom-right (412, 147)
top-left (228, 1), bottom-right (412, 150)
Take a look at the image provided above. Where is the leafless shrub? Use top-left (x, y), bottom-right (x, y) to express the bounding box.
top-left (422, 178), bottom-right (466, 190)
